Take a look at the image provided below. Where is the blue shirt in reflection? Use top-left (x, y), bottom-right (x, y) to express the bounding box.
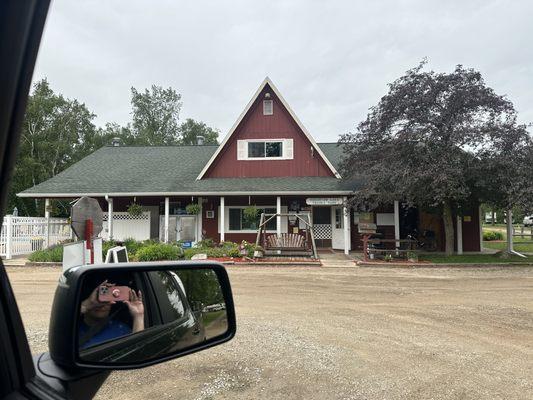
top-left (79, 319), bottom-right (132, 349)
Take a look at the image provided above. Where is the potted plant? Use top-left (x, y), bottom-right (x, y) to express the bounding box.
top-left (185, 203), bottom-right (201, 215)
top-left (407, 251), bottom-right (418, 262)
top-left (127, 203), bottom-right (143, 217)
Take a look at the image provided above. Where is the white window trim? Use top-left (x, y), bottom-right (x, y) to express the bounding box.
top-left (237, 138), bottom-right (294, 161)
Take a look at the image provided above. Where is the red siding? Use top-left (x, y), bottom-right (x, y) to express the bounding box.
top-left (204, 84), bottom-right (334, 178)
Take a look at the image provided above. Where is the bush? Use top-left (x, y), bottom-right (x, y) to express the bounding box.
top-left (184, 241), bottom-right (241, 259)
top-left (136, 243), bottom-right (183, 261)
top-left (196, 238), bottom-right (216, 248)
top-left (28, 245), bottom-right (63, 262)
top-left (483, 231), bottom-right (504, 241)
top-left (102, 240), bottom-right (117, 258)
top-left (123, 237), bottom-right (145, 255)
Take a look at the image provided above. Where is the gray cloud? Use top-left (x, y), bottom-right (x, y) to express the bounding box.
top-left (34, 0), bottom-right (533, 142)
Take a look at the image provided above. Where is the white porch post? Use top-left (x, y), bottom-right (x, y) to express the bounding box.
top-left (107, 197), bottom-right (113, 240)
top-left (276, 196), bottom-right (282, 236)
top-left (394, 200), bottom-right (400, 250)
top-left (343, 196), bottom-right (350, 255)
top-left (506, 209), bottom-right (513, 253)
top-left (220, 196), bottom-right (225, 242)
top-left (164, 197), bottom-right (169, 243)
top-left (197, 196), bottom-right (203, 242)
top-left (457, 216), bottom-right (463, 255)
top-left (44, 198), bottom-right (50, 249)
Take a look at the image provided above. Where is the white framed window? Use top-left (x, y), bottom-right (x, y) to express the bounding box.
top-left (228, 207), bottom-right (277, 231)
top-left (237, 139), bottom-right (294, 160)
top-left (263, 100), bottom-right (273, 115)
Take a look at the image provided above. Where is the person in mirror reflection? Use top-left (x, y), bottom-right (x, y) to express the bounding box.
top-left (79, 280), bottom-right (144, 349)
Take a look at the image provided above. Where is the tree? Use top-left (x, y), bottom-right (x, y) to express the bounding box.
top-left (178, 118), bottom-right (219, 145)
top-left (9, 79), bottom-right (101, 216)
top-left (130, 85), bottom-right (182, 145)
top-left (339, 62), bottom-right (531, 255)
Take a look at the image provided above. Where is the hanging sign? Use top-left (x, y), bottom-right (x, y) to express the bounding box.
top-left (306, 198), bottom-right (343, 206)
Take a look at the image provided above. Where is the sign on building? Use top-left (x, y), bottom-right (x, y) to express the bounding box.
top-left (306, 198), bottom-right (343, 206)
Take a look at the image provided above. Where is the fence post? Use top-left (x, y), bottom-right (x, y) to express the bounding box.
top-left (44, 198), bottom-right (50, 249)
top-left (5, 215), bottom-right (12, 259)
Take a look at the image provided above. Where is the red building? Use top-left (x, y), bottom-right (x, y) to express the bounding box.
top-left (19, 78), bottom-right (482, 254)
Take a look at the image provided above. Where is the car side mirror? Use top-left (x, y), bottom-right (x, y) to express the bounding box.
top-left (47, 261), bottom-right (236, 369)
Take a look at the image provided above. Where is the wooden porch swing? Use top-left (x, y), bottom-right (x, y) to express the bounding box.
top-left (254, 213), bottom-right (318, 258)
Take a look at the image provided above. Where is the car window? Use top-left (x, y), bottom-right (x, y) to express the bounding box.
top-left (150, 271), bottom-right (186, 322)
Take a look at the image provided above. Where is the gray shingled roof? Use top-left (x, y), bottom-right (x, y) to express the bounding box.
top-left (19, 143), bottom-right (357, 197)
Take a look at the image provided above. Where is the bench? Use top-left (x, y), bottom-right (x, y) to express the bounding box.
top-left (266, 233), bottom-right (306, 251)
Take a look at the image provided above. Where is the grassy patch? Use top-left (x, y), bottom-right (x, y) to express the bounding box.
top-left (27, 245), bottom-right (63, 262)
top-left (483, 241), bottom-right (533, 253)
top-left (421, 253), bottom-right (533, 264)
top-left (202, 310), bottom-right (225, 326)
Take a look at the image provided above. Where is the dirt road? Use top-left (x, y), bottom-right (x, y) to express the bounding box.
top-left (6, 265), bottom-right (533, 400)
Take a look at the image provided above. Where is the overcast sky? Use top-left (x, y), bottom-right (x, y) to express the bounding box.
top-left (33, 0), bottom-right (532, 142)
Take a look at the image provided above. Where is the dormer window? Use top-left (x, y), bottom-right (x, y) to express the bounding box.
top-left (263, 99), bottom-right (273, 115)
top-left (237, 139), bottom-right (294, 160)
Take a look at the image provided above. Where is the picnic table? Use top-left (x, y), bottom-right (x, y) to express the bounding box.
top-left (362, 237), bottom-right (418, 261)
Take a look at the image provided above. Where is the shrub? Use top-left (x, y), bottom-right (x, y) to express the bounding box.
top-left (102, 240), bottom-right (117, 258)
top-left (184, 241), bottom-right (241, 259)
top-left (28, 245), bottom-right (63, 262)
top-left (123, 237), bottom-right (144, 255)
top-left (483, 231), bottom-right (504, 241)
top-left (136, 243), bottom-right (183, 261)
top-left (196, 238), bottom-right (216, 248)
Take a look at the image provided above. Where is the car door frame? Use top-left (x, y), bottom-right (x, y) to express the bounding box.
top-left (0, 0), bottom-right (53, 398)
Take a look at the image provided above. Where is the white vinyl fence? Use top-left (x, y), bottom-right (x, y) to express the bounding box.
top-left (102, 212), bottom-right (151, 241)
top-left (0, 215), bottom-right (71, 259)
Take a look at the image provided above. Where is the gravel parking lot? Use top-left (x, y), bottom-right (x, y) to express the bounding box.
top-left (6, 265), bottom-right (533, 400)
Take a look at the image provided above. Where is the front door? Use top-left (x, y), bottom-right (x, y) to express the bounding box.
top-left (331, 207), bottom-right (345, 250)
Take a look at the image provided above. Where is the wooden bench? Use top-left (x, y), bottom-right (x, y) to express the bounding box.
top-left (266, 233), bottom-right (306, 251)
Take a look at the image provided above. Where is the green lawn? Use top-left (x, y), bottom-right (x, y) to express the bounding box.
top-left (482, 225), bottom-right (533, 253)
top-left (483, 240), bottom-right (533, 253)
top-left (421, 253), bottom-right (533, 264)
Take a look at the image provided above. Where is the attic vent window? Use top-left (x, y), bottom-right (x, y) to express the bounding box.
top-left (263, 99), bottom-right (273, 115)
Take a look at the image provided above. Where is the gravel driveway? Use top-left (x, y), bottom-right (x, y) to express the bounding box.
top-left (6, 265), bottom-right (533, 400)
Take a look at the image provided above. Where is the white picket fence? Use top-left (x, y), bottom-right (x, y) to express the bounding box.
top-left (0, 215), bottom-right (71, 259)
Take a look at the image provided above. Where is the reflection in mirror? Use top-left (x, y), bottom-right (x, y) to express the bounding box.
top-left (77, 267), bottom-right (228, 364)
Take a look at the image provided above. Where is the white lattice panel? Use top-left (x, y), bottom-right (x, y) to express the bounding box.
top-left (313, 224), bottom-right (332, 239)
top-left (102, 212), bottom-right (151, 241)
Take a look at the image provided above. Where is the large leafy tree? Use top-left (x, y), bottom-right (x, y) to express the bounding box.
top-left (178, 118), bottom-right (219, 145)
top-left (339, 62), bottom-right (531, 255)
top-left (130, 85), bottom-right (182, 145)
top-left (10, 79), bottom-right (101, 216)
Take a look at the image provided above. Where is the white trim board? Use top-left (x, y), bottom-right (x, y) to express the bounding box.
top-left (18, 190), bottom-right (353, 198)
top-left (196, 77), bottom-right (341, 180)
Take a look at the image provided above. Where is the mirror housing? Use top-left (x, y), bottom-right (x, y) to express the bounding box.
top-left (48, 261), bottom-right (236, 370)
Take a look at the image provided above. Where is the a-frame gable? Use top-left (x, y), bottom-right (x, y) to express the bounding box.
top-left (196, 77), bottom-right (341, 179)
